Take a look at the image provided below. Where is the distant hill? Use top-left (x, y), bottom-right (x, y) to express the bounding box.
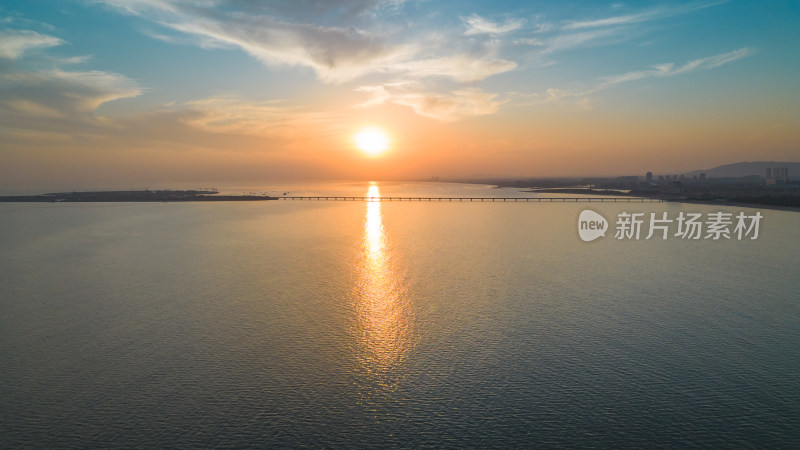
top-left (685, 161), bottom-right (800, 179)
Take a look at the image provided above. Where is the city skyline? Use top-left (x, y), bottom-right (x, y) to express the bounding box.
top-left (1, 0), bottom-right (798, 189)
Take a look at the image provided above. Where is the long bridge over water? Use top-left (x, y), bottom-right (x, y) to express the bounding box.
top-left (278, 196), bottom-right (664, 202)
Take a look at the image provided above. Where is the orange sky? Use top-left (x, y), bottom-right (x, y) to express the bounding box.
top-left (1, 1), bottom-right (798, 191)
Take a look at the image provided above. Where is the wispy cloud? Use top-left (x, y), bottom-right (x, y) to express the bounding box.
top-left (463, 14), bottom-right (525, 36)
top-left (3, 99), bottom-right (63, 118)
top-left (217, 0), bottom-right (407, 24)
top-left (562, 11), bottom-right (656, 31)
top-left (594, 47), bottom-right (753, 91)
top-left (0, 28), bottom-right (141, 117)
top-left (0, 29), bottom-right (63, 59)
top-left (95, 0), bottom-right (731, 88)
top-left (539, 28), bottom-right (622, 54)
top-left (356, 84), bottom-right (504, 122)
top-left (511, 1), bottom-right (729, 65)
top-left (393, 54), bottom-right (517, 83)
top-left (1, 68), bottom-right (142, 116)
top-left (519, 47), bottom-right (754, 109)
top-left (562, 1), bottom-right (728, 31)
top-left (180, 96), bottom-right (341, 139)
top-left (0, 12), bottom-right (58, 32)
top-left (99, 0), bottom-right (417, 83)
top-left (98, 0), bottom-right (519, 84)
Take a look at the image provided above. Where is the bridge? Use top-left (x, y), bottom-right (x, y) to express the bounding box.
top-left (278, 196), bottom-right (664, 202)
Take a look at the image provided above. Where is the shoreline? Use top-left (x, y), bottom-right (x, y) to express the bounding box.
top-left (666, 198), bottom-right (800, 213)
top-left (0, 196), bottom-right (278, 202)
top-left (2, 185), bottom-right (798, 212)
top-left (523, 188), bottom-right (800, 212)
top-left (0, 190), bottom-right (277, 202)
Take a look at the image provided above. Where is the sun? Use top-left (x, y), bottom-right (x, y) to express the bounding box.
top-left (354, 126), bottom-right (390, 156)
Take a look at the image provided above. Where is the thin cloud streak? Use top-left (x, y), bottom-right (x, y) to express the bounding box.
top-left (180, 96), bottom-right (344, 139)
top-left (593, 47), bottom-right (753, 91)
top-left (511, 1), bottom-right (729, 66)
top-left (509, 47), bottom-right (753, 111)
top-left (0, 68), bottom-right (142, 116)
top-left (562, 0), bottom-right (729, 30)
top-left (356, 84), bottom-right (504, 122)
top-left (0, 29), bottom-right (63, 59)
top-left (393, 55), bottom-right (517, 83)
top-left (463, 14), bottom-right (525, 35)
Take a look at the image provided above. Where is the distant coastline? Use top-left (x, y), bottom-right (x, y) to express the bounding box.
top-left (2, 185), bottom-right (798, 212)
top-left (0, 190), bottom-right (277, 202)
top-left (525, 188), bottom-right (800, 212)
top-left (668, 198), bottom-right (800, 213)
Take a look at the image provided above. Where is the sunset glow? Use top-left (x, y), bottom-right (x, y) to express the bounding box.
top-left (1, 1), bottom-right (798, 446)
top-left (353, 183), bottom-right (413, 383)
top-left (354, 127), bottom-right (391, 157)
top-left (0, 1), bottom-right (797, 188)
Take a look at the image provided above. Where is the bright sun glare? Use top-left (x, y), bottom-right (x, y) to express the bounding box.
top-left (354, 127), bottom-right (390, 156)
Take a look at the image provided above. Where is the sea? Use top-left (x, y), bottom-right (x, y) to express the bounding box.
top-left (1, 181), bottom-right (798, 448)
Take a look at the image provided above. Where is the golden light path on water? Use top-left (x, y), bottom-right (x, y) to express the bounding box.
top-left (352, 184), bottom-right (413, 396)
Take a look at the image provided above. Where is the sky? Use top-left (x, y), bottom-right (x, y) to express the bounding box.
top-left (1, 0), bottom-right (798, 190)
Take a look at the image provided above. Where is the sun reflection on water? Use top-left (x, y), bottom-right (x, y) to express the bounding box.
top-left (351, 184), bottom-right (413, 394)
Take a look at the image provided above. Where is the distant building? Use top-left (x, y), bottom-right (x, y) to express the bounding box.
top-left (646, 171), bottom-right (653, 181)
top-left (700, 173), bottom-right (706, 181)
top-left (766, 167), bottom-right (789, 185)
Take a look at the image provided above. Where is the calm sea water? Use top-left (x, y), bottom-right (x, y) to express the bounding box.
top-left (1, 182), bottom-right (798, 448)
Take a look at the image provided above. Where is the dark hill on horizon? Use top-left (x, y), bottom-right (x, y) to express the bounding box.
top-left (685, 161), bottom-right (800, 179)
